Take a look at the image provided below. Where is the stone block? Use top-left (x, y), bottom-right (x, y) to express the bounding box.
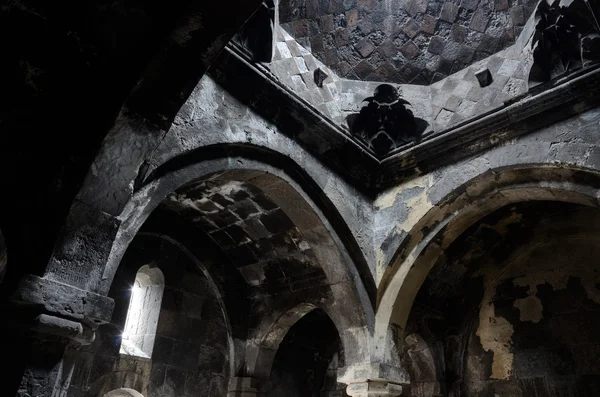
top-left (450, 24), bottom-right (467, 43)
top-left (470, 9), bottom-right (489, 33)
top-left (510, 5), bottom-right (525, 25)
top-left (210, 210), bottom-right (241, 229)
top-left (320, 14), bottom-right (334, 32)
top-left (494, 0), bottom-right (509, 11)
top-left (444, 95), bottom-right (463, 111)
top-left (152, 336), bottom-right (174, 365)
top-left (356, 39), bottom-right (376, 58)
top-left (343, 10), bottom-right (358, 29)
top-left (428, 36), bottom-right (445, 55)
top-left (440, 3), bottom-right (459, 22)
top-left (172, 341), bottom-right (201, 369)
top-left (354, 60), bottom-right (376, 79)
top-left (292, 19), bottom-right (309, 38)
top-left (182, 292), bottom-right (204, 319)
top-left (165, 367), bottom-right (186, 396)
top-left (461, 0), bottom-right (479, 10)
top-left (402, 19), bottom-right (420, 38)
top-left (400, 41), bottom-right (420, 59)
top-left (497, 58), bottom-right (520, 77)
top-left (420, 14), bottom-right (437, 35)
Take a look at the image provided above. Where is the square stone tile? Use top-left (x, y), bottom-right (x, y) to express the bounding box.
top-left (452, 80), bottom-right (474, 97)
top-left (497, 58), bottom-right (521, 77)
top-left (456, 99), bottom-right (476, 118)
top-left (294, 57), bottom-right (309, 73)
top-left (275, 42), bottom-right (293, 60)
top-left (290, 75), bottom-right (307, 92)
top-left (444, 95), bottom-right (463, 111)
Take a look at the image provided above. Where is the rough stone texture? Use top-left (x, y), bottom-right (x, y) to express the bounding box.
top-left (69, 235), bottom-right (230, 397)
top-left (161, 180), bottom-right (320, 289)
top-left (402, 203), bottom-right (600, 396)
top-left (265, 28), bottom-right (344, 124)
top-left (3, 2), bottom-right (600, 396)
top-left (279, 0), bottom-right (538, 84)
top-left (429, 42), bottom-right (532, 131)
top-left (374, 105), bottom-right (600, 275)
top-left (149, 72), bottom-right (378, 290)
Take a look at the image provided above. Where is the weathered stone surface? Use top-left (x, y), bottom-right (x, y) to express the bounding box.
top-left (5, 2), bottom-right (600, 397)
top-left (12, 274), bottom-right (115, 325)
top-left (279, 0), bottom-right (537, 84)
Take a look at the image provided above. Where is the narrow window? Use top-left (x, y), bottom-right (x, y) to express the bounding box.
top-left (120, 265), bottom-right (164, 358)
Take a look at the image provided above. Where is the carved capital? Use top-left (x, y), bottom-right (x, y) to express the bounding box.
top-left (345, 381), bottom-right (403, 397)
top-left (30, 313), bottom-right (96, 345)
top-left (11, 274), bottom-right (114, 327)
top-left (338, 363), bottom-right (409, 397)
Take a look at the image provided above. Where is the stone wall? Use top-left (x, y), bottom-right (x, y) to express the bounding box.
top-left (68, 234), bottom-right (230, 397)
top-left (404, 202), bottom-right (600, 396)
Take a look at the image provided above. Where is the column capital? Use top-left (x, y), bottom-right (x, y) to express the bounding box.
top-left (337, 363), bottom-right (409, 397)
top-left (337, 363), bottom-right (409, 385)
top-left (5, 273), bottom-right (114, 346)
top-left (345, 381), bottom-right (403, 397)
top-left (11, 274), bottom-right (114, 326)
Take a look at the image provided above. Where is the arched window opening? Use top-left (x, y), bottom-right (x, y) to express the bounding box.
top-left (120, 265), bottom-right (164, 358)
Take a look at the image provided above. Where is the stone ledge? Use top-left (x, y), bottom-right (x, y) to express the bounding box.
top-left (337, 363), bottom-right (410, 385)
top-left (346, 381), bottom-right (403, 397)
top-left (215, 43), bottom-right (600, 194)
top-left (11, 274), bottom-right (114, 326)
top-left (379, 64), bottom-right (600, 189)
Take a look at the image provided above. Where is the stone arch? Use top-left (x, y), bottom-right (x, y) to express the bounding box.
top-left (245, 302), bottom-right (353, 380)
top-left (248, 304), bottom-right (347, 397)
top-left (246, 303), bottom-right (320, 379)
top-left (94, 151), bottom-right (371, 362)
top-left (135, 231), bottom-right (238, 377)
top-left (402, 333), bottom-right (440, 396)
top-left (375, 165), bottom-right (600, 362)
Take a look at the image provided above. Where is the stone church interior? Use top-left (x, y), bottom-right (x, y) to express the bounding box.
top-left (2, 0), bottom-right (600, 396)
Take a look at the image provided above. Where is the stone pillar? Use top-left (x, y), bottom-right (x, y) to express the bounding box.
top-left (227, 377), bottom-right (271, 397)
top-left (338, 363), bottom-right (409, 397)
top-left (3, 274), bottom-right (114, 397)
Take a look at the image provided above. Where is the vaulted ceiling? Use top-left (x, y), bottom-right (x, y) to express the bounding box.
top-left (280, 0), bottom-right (538, 84)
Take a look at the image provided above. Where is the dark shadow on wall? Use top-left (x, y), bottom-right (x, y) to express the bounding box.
top-left (268, 309), bottom-right (347, 397)
top-left (346, 84), bottom-right (428, 158)
top-left (69, 234), bottom-right (233, 397)
top-left (405, 201), bottom-right (600, 397)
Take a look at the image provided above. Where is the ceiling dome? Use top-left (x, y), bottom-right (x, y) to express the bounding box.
top-left (279, 0), bottom-right (538, 85)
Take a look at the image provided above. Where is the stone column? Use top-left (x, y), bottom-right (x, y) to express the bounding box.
top-left (3, 274), bottom-right (114, 397)
top-left (227, 377), bottom-right (271, 397)
top-left (338, 363), bottom-right (409, 397)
